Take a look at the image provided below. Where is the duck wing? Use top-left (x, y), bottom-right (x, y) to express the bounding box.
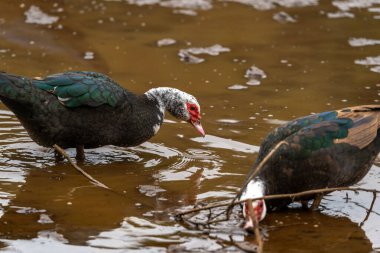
top-left (258, 105), bottom-right (380, 162)
top-left (33, 71), bottom-right (126, 108)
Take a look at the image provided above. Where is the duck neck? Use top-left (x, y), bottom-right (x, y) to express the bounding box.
top-left (145, 87), bottom-right (174, 113)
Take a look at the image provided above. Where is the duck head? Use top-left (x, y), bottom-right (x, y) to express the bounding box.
top-left (240, 180), bottom-right (267, 232)
top-left (146, 87), bottom-right (205, 136)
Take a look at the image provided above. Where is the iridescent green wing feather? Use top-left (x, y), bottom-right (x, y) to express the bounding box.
top-left (259, 106), bottom-right (380, 161)
top-left (32, 71), bottom-right (126, 107)
top-left (284, 118), bottom-right (353, 159)
top-left (257, 111), bottom-right (339, 161)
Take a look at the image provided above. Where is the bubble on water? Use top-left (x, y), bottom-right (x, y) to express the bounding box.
top-left (273, 11), bottom-right (296, 23)
top-left (157, 38), bottom-right (176, 47)
top-left (245, 65), bottom-right (267, 85)
top-left (348, 38), bottom-right (380, 47)
top-left (24, 5), bottom-right (59, 25)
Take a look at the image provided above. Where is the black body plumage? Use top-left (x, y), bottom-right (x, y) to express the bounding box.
top-left (242, 105), bottom-right (380, 210)
top-left (0, 72), bottom-right (163, 149)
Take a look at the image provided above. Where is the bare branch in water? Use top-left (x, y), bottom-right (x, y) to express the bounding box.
top-left (53, 144), bottom-right (111, 190)
top-left (175, 187), bottom-right (380, 252)
top-left (176, 187), bottom-right (380, 218)
top-left (359, 191), bottom-right (377, 227)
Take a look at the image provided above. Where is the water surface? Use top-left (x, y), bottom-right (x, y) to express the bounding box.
top-left (0, 0), bottom-right (379, 252)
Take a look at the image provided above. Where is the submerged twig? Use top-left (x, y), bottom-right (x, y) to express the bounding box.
top-left (359, 191), bottom-right (377, 227)
top-left (176, 187), bottom-right (380, 224)
top-left (53, 144), bottom-right (111, 190)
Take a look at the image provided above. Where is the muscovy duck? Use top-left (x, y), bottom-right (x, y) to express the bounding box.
top-left (0, 71), bottom-right (205, 159)
top-left (239, 105), bottom-right (380, 230)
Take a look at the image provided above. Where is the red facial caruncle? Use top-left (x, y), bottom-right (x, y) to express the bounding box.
top-left (186, 102), bottom-right (205, 136)
top-left (243, 199), bottom-right (266, 230)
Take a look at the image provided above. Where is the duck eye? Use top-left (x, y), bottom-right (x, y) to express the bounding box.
top-left (190, 106), bottom-right (196, 111)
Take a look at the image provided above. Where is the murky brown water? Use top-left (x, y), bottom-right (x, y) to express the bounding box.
top-left (0, 0), bottom-right (379, 252)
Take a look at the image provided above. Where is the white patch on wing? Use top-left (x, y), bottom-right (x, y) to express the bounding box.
top-left (58, 97), bottom-right (70, 102)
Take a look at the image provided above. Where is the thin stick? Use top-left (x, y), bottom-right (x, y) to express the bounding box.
top-left (359, 192), bottom-right (377, 227)
top-left (176, 186), bottom-right (380, 217)
top-left (53, 144), bottom-right (111, 190)
top-left (246, 199), bottom-right (264, 253)
top-left (227, 141), bottom-right (289, 216)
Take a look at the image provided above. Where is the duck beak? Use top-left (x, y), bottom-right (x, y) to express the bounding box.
top-left (243, 215), bottom-right (255, 232)
top-left (190, 120), bottom-right (205, 137)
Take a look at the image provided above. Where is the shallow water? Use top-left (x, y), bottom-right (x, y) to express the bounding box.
top-left (0, 0), bottom-right (380, 252)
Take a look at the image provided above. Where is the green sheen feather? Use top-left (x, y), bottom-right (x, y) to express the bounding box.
top-left (287, 118), bottom-right (353, 159)
top-left (31, 72), bottom-right (126, 108)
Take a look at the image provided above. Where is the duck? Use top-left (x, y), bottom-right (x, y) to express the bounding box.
top-left (0, 71), bottom-right (205, 159)
top-left (239, 105), bottom-right (380, 230)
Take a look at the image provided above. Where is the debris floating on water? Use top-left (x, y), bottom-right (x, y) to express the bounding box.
top-left (157, 38), bottom-right (177, 47)
top-left (221, 0), bottom-right (318, 11)
top-left (84, 51), bottom-right (95, 60)
top-left (138, 184), bottom-right (166, 197)
top-left (38, 214), bottom-right (54, 224)
top-left (24, 5), bottom-right (59, 25)
top-left (355, 55), bottom-right (380, 66)
top-left (273, 11), bottom-right (296, 23)
top-left (173, 9), bottom-right (198, 16)
top-left (217, 119), bottom-right (240, 124)
top-left (348, 37), bottom-right (380, 47)
top-left (178, 44), bottom-right (230, 64)
top-left (332, 0), bottom-right (379, 12)
top-left (370, 66), bottom-right (380, 74)
top-left (228, 84), bottom-right (248, 90)
top-left (178, 51), bottom-right (205, 63)
top-left (127, 0), bottom-right (212, 15)
top-left (327, 11), bottom-right (354, 18)
top-left (245, 65), bottom-right (267, 85)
